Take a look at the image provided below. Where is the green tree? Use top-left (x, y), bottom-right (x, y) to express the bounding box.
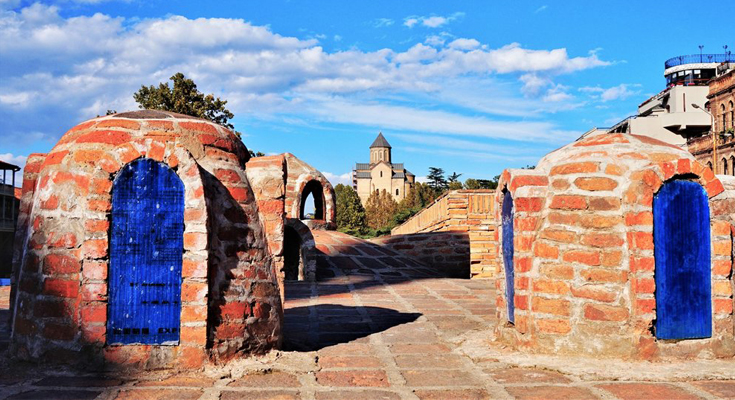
top-left (134, 73), bottom-right (267, 157)
top-left (464, 177), bottom-right (498, 190)
top-left (364, 189), bottom-right (397, 230)
top-left (335, 184), bottom-right (367, 235)
top-left (427, 167), bottom-right (448, 192)
top-left (134, 72), bottom-right (236, 128)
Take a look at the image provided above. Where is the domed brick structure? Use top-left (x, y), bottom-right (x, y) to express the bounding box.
top-left (9, 110), bottom-right (283, 368)
top-left (494, 133), bottom-right (735, 359)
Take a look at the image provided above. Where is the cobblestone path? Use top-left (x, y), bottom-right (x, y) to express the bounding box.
top-left (2, 231), bottom-right (735, 399)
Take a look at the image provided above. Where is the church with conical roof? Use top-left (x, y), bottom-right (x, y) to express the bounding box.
top-left (353, 132), bottom-right (415, 204)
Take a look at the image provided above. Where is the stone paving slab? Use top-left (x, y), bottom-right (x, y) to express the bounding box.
top-left (2, 231), bottom-right (735, 399)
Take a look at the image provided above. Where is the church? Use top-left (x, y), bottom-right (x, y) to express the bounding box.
top-left (353, 132), bottom-right (415, 205)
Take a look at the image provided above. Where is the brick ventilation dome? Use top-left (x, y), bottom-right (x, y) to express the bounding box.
top-left (10, 110), bottom-right (282, 369)
top-left (494, 133), bottom-right (733, 360)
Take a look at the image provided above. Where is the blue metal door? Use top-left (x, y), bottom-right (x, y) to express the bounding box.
top-left (502, 190), bottom-right (515, 324)
top-left (653, 180), bottom-right (711, 340)
top-left (108, 158), bottom-right (185, 345)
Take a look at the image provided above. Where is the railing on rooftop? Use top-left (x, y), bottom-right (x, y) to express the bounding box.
top-left (665, 54), bottom-right (735, 69)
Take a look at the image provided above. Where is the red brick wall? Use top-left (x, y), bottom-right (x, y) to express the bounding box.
top-left (10, 111), bottom-right (283, 368)
top-left (495, 133), bottom-right (735, 360)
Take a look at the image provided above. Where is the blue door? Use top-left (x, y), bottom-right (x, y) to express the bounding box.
top-left (502, 190), bottom-right (515, 324)
top-left (653, 180), bottom-right (711, 340)
top-left (108, 158), bottom-right (185, 345)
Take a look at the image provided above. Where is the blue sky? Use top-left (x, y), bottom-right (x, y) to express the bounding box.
top-left (1, 0), bottom-right (732, 187)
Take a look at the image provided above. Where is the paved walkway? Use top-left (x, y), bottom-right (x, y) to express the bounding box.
top-left (2, 231), bottom-right (735, 399)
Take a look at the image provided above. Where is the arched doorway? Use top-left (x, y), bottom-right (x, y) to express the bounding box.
top-left (501, 190), bottom-right (515, 324)
top-left (109, 158), bottom-right (185, 344)
top-left (653, 179), bottom-right (711, 339)
top-left (300, 180), bottom-right (324, 220)
top-left (283, 226), bottom-right (302, 281)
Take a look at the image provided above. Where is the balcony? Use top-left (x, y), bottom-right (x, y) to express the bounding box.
top-left (665, 54), bottom-right (735, 69)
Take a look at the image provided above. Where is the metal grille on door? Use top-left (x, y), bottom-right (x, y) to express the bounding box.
top-left (653, 179), bottom-right (712, 340)
top-left (108, 158), bottom-right (185, 345)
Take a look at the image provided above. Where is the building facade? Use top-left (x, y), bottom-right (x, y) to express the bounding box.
top-left (687, 63), bottom-right (735, 175)
top-left (353, 133), bottom-right (415, 204)
top-left (0, 160), bottom-right (20, 279)
top-left (587, 53), bottom-right (735, 146)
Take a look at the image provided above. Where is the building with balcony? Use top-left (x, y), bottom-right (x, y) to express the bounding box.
top-left (599, 53), bottom-right (735, 146)
top-left (688, 62), bottom-right (735, 175)
top-left (0, 160), bottom-right (20, 279)
top-left (353, 133), bottom-right (415, 205)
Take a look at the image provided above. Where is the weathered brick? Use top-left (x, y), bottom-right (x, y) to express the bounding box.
top-left (584, 304), bottom-right (629, 321)
top-left (550, 195), bottom-right (587, 210)
top-left (536, 319), bottom-right (571, 334)
top-left (563, 250), bottom-right (600, 266)
top-left (571, 285), bottom-right (617, 303)
top-left (534, 242), bottom-right (559, 259)
top-left (574, 177), bottom-right (618, 191)
top-left (550, 162), bottom-right (599, 175)
top-left (43, 254), bottom-right (80, 274)
top-left (531, 297), bottom-right (570, 316)
top-left (580, 268), bottom-right (627, 284)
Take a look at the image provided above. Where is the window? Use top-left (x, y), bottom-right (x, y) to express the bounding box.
top-left (731, 156), bottom-right (735, 176)
top-left (380, 171), bottom-right (383, 178)
top-left (395, 189), bottom-right (399, 196)
top-left (721, 104), bottom-right (727, 132)
top-left (724, 158), bottom-right (729, 175)
top-left (730, 101), bottom-right (734, 129)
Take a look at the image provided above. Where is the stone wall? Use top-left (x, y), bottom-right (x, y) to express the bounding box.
top-left (389, 190), bottom-right (497, 278)
top-left (283, 153), bottom-right (336, 228)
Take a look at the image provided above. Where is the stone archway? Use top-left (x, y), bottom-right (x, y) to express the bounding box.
top-left (300, 180), bottom-right (325, 220)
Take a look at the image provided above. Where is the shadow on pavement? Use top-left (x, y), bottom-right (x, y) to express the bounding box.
top-left (282, 304), bottom-right (421, 352)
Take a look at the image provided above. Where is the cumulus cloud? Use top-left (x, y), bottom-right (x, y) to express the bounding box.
top-left (0, 4), bottom-right (609, 146)
top-left (404, 12), bottom-right (464, 29)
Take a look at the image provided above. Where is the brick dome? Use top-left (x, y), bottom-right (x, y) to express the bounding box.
top-left (10, 111), bottom-right (283, 368)
top-left (494, 133), bottom-right (734, 360)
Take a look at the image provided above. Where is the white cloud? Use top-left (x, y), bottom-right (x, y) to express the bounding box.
top-left (403, 17), bottom-right (419, 28)
top-left (373, 18), bottom-right (394, 28)
top-left (580, 84), bottom-right (641, 102)
top-left (448, 38), bottom-right (480, 50)
top-left (535, 5), bottom-right (548, 13)
top-left (0, 4), bottom-right (609, 148)
top-left (322, 171), bottom-right (352, 186)
top-left (404, 12), bottom-right (464, 29)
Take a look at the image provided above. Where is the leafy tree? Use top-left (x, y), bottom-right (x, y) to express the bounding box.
top-left (427, 167), bottom-right (448, 192)
top-left (335, 184), bottom-right (367, 235)
top-left (464, 178), bottom-right (498, 190)
top-left (448, 181), bottom-right (463, 190)
top-left (364, 189), bottom-right (398, 230)
top-left (134, 73), bottom-right (236, 129)
top-left (134, 73), bottom-right (267, 157)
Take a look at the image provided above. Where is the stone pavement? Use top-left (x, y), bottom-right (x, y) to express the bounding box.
top-left (2, 231), bottom-right (735, 399)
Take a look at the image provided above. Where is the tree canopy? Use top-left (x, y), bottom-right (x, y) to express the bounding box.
top-left (334, 184), bottom-right (367, 235)
top-left (134, 73), bottom-right (236, 129)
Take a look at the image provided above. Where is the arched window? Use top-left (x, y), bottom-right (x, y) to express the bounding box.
top-left (707, 161), bottom-right (713, 171)
top-left (380, 171), bottom-right (383, 178)
top-left (395, 188), bottom-right (399, 196)
top-left (721, 104), bottom-right (727, 132)
top-left (300, 180), bottom-right (324, 220)
top-left (730, 101), bottom-right (734, 129)
top-left (501, 190), bottom-right (515, 324)
top-left (723, 158), bottom-right (729, 175)
top-left (653, 179), bottom-right (711, 339)
top-left (109, 158), bottom-right (184, 345)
